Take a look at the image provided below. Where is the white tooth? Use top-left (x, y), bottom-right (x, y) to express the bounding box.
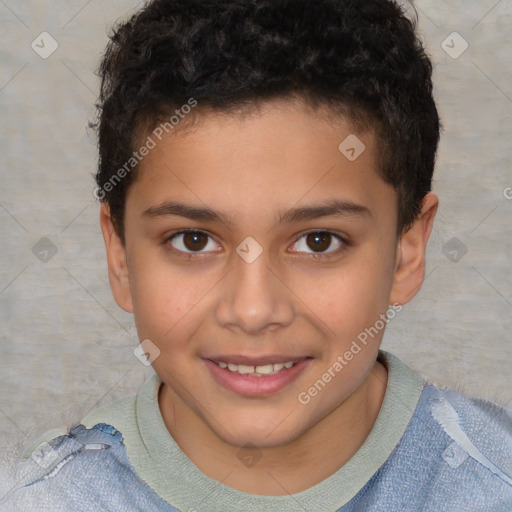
top-left (237, 364), bottom-right (255, 374)
top-left (255, 364), bottom-right (274, 375)
top-left (222, 361), bottom-right (297, 375)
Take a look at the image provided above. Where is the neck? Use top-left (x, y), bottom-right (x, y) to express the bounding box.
top-left (158, 359), bottom-right (388, 495)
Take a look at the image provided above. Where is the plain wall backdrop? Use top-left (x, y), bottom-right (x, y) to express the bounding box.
top-left (0, 0), bottom-right (511, 463)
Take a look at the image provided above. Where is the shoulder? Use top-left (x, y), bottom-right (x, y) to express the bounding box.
top-left (418, 383), bottom-right (511, 474)
top-left (20, 385), bottom-right (140, 462)
top-left (1, 423), bottom-right (178, 511)
top-left (381, 351), bottom-right (511, 477)
top-left (436, 385), bottom-right (512, 483)
top-left (377, 382), bottom-right (512, 510)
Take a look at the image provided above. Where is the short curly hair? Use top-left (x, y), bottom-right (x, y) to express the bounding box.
top-left (93, 0), bottom-right (440, 243)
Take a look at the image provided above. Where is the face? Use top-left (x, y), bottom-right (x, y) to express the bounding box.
top-left (101, 98), bottom-right (436, 449)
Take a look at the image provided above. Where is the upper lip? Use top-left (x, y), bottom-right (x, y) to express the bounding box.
top-left (206, 355), bottom-right (311, 366)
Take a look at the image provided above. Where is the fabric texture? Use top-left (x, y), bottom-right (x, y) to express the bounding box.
top-left (0, 423), bottom-right (178, 511)
top-left (2, 350), bottom-right (511, 512)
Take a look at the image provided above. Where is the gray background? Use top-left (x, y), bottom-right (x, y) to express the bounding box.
top-left (0, 0), bottom-right (511, 464)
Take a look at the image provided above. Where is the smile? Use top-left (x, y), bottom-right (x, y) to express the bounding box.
top-left (215, 360), bottom-right (298, 377)
top-left (204, 357), bottom-right (312, 397)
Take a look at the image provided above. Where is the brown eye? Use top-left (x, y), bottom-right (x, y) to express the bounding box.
top-left (291, 231), bottom-right (346, 255)
top-left (182, 232), bottom-right (208, 251)
top-left (167, 230), bottom-right (219, 254)
top-left (306, 232), bottom-right (332, 252)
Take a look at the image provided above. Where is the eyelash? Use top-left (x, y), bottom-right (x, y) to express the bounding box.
top-left (163, 229), bottom-right (350, 260)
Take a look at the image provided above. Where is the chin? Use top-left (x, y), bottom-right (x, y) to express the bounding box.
top-left (210, 412), bottom-right (308, 450)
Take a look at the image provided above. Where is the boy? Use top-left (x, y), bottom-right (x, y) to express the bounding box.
top-left (1, 0), bottom-right (511, 510)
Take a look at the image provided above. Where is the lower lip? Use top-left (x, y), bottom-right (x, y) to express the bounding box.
top-left (204, 358), bottom-right (311, 397)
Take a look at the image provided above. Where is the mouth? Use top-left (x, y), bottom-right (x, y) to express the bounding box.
top-left (214, 359), bottom-right (300, 377)
top-left (203, 356), bottom-right (312, 397)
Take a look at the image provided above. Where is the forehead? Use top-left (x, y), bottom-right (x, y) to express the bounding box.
top-left (127, 98), bottom-right (396, 228)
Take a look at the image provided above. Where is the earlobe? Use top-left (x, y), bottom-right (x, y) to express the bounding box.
top-left (390, 192), bottom-right (438, 306)
top-left (99, 203), bottom-right (134, 313)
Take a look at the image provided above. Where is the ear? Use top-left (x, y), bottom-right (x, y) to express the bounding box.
top-left (99, 203), bottom-right (133, 313)
top-left (390, 192), bottom-right (438, 305)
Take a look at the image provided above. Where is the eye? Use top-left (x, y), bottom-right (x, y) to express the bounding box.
top-left (166, 230), bottom-right (220, 255)
top-left (290, 231), bottom-right (347, 256)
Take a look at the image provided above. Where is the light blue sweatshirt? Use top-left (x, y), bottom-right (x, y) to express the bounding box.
top-left (1, 351), bottom-right (511, 511)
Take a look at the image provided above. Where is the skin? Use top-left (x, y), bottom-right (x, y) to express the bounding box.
top-left (100, 97), bottom-right (438, 495)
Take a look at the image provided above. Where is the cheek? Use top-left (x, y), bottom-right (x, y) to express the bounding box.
top-left (128, 251), bottom-right (200, 339)
top-left (293, 259), bottom-right (391, 332)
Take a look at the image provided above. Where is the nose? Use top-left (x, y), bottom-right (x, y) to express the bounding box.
top-left (214, 243), bottom-right (295, 336)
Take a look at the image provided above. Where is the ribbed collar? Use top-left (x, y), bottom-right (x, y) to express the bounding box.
top-left (129, 350), bottom-right (426, 511)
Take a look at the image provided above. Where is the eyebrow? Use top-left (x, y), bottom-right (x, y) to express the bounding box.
top-left (142, 198), bottom-right (372, 226)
